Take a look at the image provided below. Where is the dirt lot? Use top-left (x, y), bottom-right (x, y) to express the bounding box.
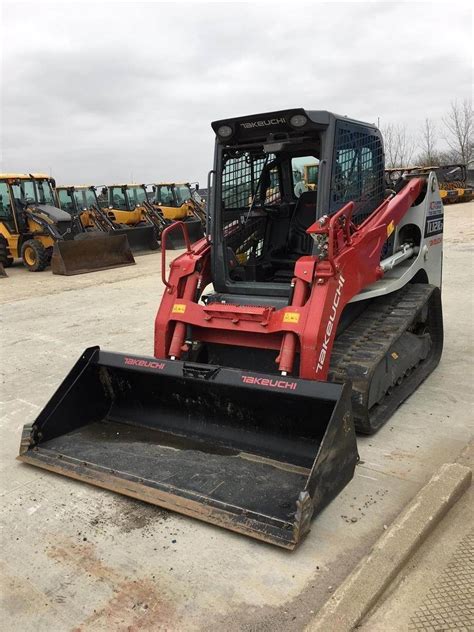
top-left (1, 203), bottom-right (473, 631)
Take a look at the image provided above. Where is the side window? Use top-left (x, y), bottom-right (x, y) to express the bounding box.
top-left (36, 180), bottom-right (55, 205)
top-left (136, 188), bottom-right (147, 204)
top-left (330, 121), bottom-right (384, 223)
top-left (0, 183), bottom-right (12, 219)
top-left (291, 157), bottom-right (319, 198)
top-left (85, 189), bottom-right (97, 208)
top-left (58, 189), bottom-right (73, 212)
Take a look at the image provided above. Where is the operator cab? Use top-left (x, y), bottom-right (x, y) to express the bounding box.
top-left (209, 109), bottom-right (385, 299)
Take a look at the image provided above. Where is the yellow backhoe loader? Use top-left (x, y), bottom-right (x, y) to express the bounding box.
top-left (100, 184), bottom-right (160, 252)
top-left (148, 182), bottom-right (205, 241)
top-left (0, 174), bottom-right (134, 274)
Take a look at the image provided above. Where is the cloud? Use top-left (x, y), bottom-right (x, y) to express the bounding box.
top-left (1, 2), bottom-right (472, 183)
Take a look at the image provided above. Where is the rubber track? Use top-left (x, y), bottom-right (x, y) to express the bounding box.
top-left (329, 284), bottom-right (442, 434)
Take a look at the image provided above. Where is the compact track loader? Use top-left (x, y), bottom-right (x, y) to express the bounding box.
top-left (19, 110), bottom-right (444, 548)
top-left (0, 174), bottom-right (135, 275)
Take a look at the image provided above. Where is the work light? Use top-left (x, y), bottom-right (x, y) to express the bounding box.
top-left (217, 125), bottom-right (233, 139)
top-left (289, 114), bottom-right (308, 128)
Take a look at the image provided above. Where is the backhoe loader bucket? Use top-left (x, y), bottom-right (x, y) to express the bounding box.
top-left (167, 218), bottom-right (204, 249)
top-left (51, 234), bottom-right (135, 275)
top-left (184, 218), bottom-right (204, 243)
top-left (18, 348), bottom-right (357, 549)
top-left (111, 225), bottom-right (159, 254)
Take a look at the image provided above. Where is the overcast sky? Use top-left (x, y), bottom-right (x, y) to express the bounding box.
top-left (1, 2), bottom-right (472, 185)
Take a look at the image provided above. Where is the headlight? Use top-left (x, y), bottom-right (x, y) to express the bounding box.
top-left (289, 114), bottom-right (308, 128)
top-left (217, 125), bottom-right (233, 139)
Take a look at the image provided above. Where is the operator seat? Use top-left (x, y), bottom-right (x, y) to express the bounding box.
top-left (272, 190), bottom-right (317, 266)
top-left (287, 190), bottom-right (318, 256)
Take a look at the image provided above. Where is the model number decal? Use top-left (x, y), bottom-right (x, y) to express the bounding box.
top-left (424, 213), bottom-right (444, 237)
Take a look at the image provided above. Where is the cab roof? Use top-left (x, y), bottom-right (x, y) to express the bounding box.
top-left (152, 182), bottom-right (191, 187)
top-left (211, 108), bottom-right (378, 144)
top-left (106, 183), bottom-right (146, 188)
top-left (0, 173), bottom-right (51, 180)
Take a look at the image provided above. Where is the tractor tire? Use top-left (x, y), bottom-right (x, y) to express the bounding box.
top-left (21, 239), bottom-right (49, 272)
top-left (0, 236), bottom-right (14, 268)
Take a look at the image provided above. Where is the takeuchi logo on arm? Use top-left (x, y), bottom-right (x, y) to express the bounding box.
top-left (316, 273), bottom-right (346, 374)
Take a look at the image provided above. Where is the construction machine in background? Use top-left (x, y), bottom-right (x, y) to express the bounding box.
top-left (303, 162), bottom-right (319, 191)
top-left (0, 174), bottom-right (134, 275)
top-left (19, 109), bottom-right (444, 549)
top-left (386, 164), bottom-right (473, 204)
top-left (433, 164), bottom-right (472, 204)
top-left (98, 184), bottom-right (160, 252)
top-left (148, 182), bottom-right (205, 241)
top-left (56, 184), bottom-right (118, 233)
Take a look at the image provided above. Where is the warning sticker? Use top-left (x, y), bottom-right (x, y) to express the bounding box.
top-left (172, 304), bottom-right (186, 314)
top-left (283, 312), bottom-right (300, 324)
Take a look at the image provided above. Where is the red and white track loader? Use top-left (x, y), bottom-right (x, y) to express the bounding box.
top-left (18, 110), bottom-right (443, 549)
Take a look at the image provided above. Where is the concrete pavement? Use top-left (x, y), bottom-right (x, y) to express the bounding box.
top-left (0, 203), bottom-right (473, 631)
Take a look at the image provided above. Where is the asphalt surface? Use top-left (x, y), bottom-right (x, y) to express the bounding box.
top-left (0, 203), bottom-right (473, 631)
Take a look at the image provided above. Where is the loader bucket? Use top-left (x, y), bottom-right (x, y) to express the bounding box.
top-left (166, 218), bottom-right (204, 249)
top-left (111, 225), bottom-right (159, 254)
top-left (18, 348), bottom-right (358, 549)
top-left (51, 234), bottom-right (135, 275)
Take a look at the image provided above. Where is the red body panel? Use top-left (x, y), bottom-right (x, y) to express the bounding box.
top-left (154, 179), bottom-right (423, 380)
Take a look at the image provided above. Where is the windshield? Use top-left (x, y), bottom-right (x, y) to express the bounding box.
top-left (110, 187), bottom-right (127, 210)
top-left (155, 185), bottom-right (176, 206)
top-left (221, 149), bottom-right (279, 211)
top-left (175, 185), bottom-right (191, 205)
top-left (72, 189), bottom-right (97, 209)
top-left (127, 186), bottom-right (148, 207)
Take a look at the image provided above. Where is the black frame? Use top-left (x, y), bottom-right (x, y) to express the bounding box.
top-left (209, 109), bottom-right (384, 297)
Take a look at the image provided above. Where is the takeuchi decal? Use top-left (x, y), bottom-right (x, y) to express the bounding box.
top-left (241, 375), bottom-right (297, 390)
top-left (316, 273), bottom-right (346, 374)
top-left (124, 357), bottom-right (166, 370)
top-left (240, 117), bottom-right (287, 129)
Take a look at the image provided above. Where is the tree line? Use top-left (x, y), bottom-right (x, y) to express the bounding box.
top-left (381, 99), bottom-right (473, 168)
